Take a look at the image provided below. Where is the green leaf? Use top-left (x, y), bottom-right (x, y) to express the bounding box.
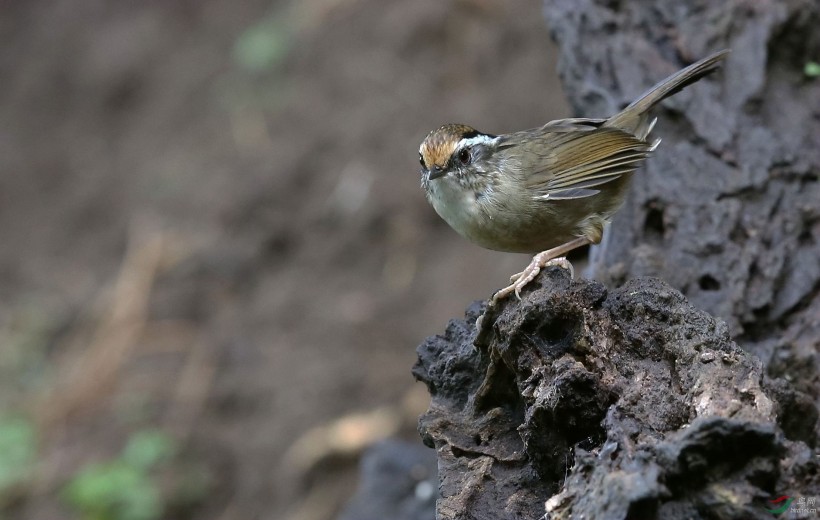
top-left (63, 461), bottom-right (162, 520)
top-left (0, 417), bottom-right (36, 492)
top-left (233, 20), bottom-right (290, 72)
top-left (62, 430), bottom-right (175, 520)
top-left (121, 430), bottom-right (175, 471)
top-left (805, 61), bottom-right (820, 78)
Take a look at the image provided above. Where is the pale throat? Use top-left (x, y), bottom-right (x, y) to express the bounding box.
top-left (427, 174), bottom-right (491, 238)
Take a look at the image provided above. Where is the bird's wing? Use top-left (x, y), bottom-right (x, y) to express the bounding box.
top-left (539, 117), bottom-right (606, 131)
top-left (517, 126), bottom-right (653, 200)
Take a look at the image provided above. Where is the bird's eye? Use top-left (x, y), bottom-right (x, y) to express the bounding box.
top-left (458, 148), bottom-right (471, 165)
top-left (419, 153), bottom-right (425, 168)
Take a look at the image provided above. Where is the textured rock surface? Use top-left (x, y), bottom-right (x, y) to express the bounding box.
top-left (543, 0), bottom-right (819, 396)
top-left (414, 270), bottom-right (818, 519)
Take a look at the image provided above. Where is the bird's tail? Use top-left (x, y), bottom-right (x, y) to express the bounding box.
top-left (604, 49), bottom-right (730, 139)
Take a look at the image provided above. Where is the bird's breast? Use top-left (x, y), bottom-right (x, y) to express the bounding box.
top-left (427, 177), bottom-right (572, 253)
top-left (427, 178), bottom-right (486, 239)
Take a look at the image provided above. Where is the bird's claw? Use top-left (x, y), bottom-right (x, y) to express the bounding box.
top-left (549, 257), bottom-right (574, 279)
top-left (492, 256), bottom-right (573, 304)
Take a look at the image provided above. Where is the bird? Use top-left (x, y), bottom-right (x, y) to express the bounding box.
top-left (418, 49), bottom-right (729, 302)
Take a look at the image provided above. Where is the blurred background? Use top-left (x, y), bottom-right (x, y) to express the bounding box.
top-left (0, 0), bottom-right (569, 518)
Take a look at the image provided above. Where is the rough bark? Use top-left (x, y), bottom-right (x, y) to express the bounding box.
top-left (543, 0), bottom-right (820, 397)
top-left (414, 271), bottom-right (818, 519)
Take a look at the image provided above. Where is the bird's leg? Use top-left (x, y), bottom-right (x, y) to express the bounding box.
top-left (492, 236), bottom-right (591, 302)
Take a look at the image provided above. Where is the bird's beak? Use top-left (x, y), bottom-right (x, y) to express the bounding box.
top-left (427, 166), bottom-right (445, 180)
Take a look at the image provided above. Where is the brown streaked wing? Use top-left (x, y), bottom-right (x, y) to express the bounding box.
top-left (523, 127), bottom-right (651, 200)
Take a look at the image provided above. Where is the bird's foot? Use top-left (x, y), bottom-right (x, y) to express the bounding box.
top-left (492, 254), bottom-right (574, 303)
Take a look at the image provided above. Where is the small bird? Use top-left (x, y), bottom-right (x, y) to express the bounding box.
top-left (419, 50), bottom-right (729, 302)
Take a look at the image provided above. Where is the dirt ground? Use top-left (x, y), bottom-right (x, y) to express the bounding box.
top-left (0, 1), bottom-right (568, 518)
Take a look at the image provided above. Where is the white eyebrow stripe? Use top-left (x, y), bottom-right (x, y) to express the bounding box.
top-left (457, 134), bottom-right (498, 149)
